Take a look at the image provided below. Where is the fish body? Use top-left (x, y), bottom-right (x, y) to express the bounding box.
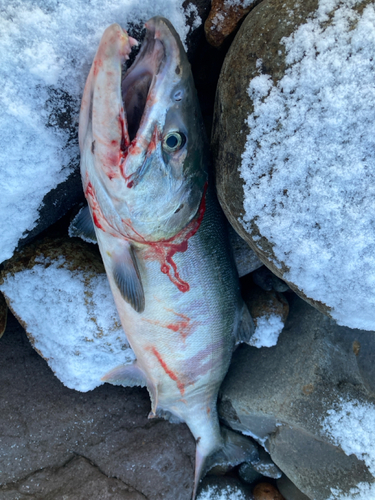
top-left (76, 17), bottom-right (255, 498)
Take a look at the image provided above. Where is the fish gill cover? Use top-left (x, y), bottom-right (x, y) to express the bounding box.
top-left (240, 0), bottom-right (375, 330)
top-left (0, 0), bottom-right (200, 264)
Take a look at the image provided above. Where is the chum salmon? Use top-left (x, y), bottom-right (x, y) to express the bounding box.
top-left (71, 16), bottom-right (256, 498)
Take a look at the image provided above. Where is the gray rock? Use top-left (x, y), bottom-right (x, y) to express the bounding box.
top-left (0, 314), bottom-right (195, 500)
top-left (252, 448), bottom-right (282, 479)
top-left (277, 475), bottom-right (310, 500)
top-left (229, 225), bottom-right (263, 277)
top-left (219, 294), bottom-right (375, 499)
top-left (0, 456), bottom-right (146, 500)
top-left (238, 463), bottom-right (263, 485)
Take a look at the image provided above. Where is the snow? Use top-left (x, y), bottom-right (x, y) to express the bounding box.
top-left (322, 397), bottom-right (375, 499)
top-left (197, 484), bottom-right (248, 500)
top-left (240, 0), bottom-right (375, 330)
top-left (0, 254), bottom-right (135, 391)
top-left (0, 0), bottom-right (201, 264)
top-left (249, 314), bottom-right (284, 348)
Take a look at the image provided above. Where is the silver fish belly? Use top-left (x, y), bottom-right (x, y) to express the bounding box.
top-left (76, 16), bottom-right (256, 499)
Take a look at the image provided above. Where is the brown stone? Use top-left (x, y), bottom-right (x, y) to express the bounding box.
top-left (204, 0), bottom-right (257, 48)
top-left (242, 282), bottom-right (289, 328)
top-left (253, 482), bottom-right (285, 500)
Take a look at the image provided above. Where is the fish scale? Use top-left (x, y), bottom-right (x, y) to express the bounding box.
top-left (73, 16), bottom-right (257, 498)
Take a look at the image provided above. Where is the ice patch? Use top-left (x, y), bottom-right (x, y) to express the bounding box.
top-left (0, 0), bottom-right (198, 264)
top-left (249, 314), bottom-right (284, 348)
top-left (322, 398), bottom-right (375, 499)
top-left (240, 0), bottom-right (375, 329)
top-left (0, 255), bottom-right (135, 391)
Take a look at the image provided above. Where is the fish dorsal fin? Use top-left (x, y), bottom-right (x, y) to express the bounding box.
top-left (69, 205), bottom-right (97, 244)
top-left (101, 361), bottom-right (147, 387)
top-left (113, 244), bottom-right (145, 313)
top-left (234, 302), bottom-right (255, 345)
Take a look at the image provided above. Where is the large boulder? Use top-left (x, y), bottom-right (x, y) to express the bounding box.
top-left (219, 294), bottom-right (375, 499)
top-left (212, 0), bottom-right (375, 330)
top-left (0, 236), bottom-right (135, 391)
top-left (0, 314), bottom-right (195, 499)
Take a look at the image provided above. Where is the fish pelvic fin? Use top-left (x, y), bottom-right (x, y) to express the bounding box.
top-left (69, 205), bottom-right (97, 244)
top-left (193, 427), bottom-right (259, 500)
top-left (234, 302), bottom-right (255, 346)
top-left (101, 361), bottom-right (147, 387)
top-left (112, 243), bottom-right (145, 313)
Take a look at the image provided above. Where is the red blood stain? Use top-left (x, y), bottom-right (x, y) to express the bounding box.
top-left (141, 310), bottom-right (193, 341)
top-left (93, 58), bottom-right (103, 77)
top-left (84, 179), bottom-right (119, 238)
top-left (151, 346), bottom-right (185, 396)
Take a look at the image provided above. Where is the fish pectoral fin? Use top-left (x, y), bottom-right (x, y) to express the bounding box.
top-left (234, 302), bottom-right (255, 346)
top-left (69, 205), bottom-right (97, 244)
top-left (101, 361), bottom-right (147, 387)
top-left (113, 244), bottom-right (145, 313)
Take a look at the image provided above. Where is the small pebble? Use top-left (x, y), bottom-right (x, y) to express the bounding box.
top-left (253, 482), bottom-right (285, 500)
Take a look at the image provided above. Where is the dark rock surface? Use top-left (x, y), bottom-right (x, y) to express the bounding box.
top-left (219, 294), bottom-right (375, 499)
top-left (229, 225), bottom-right (263, 277)
top-left (0, 293), bottom-right (7, 338)
top-left (0, 314), bottom-right (195, 500)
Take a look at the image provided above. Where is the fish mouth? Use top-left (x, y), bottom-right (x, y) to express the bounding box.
top-left (121, 17), bottom-right (181, 143)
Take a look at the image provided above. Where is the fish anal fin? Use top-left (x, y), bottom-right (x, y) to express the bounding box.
top-left (113, 244), bottom-right (145, 313)
top-left (69, 205), bottom-right (97, 244)
top-left (101, 361), bottom-right (146, 387)
top-left (235, 302), bottom-right (255, 346)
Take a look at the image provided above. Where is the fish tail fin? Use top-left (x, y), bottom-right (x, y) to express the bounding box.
top-left (192, 426), bottom-right (258, 499)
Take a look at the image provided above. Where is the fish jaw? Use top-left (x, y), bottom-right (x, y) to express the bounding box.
top-left (79, 24), bottom-right (137, 157)
top-left (79, 17), bottom-right (208, 244)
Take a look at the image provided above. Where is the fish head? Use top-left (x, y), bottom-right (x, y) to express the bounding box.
top-left (80, 17), bottom-right (208, 243)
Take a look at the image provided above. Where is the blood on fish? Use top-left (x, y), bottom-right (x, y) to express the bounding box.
top-left (141, 311), bottom-right (193, 341)
top-left (93, 58), bottom-right (103, 77)
top-left (151, 347), bottom-right (185, 396)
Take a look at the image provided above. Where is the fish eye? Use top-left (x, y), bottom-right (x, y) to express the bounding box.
top-left (162, 132), bottom-right (186, 153)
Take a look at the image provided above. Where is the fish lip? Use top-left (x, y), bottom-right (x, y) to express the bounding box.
top-left (121, 16), bottom-right (183, 143)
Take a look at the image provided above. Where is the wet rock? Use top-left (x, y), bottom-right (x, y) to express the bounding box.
top-left (212, 0), bottom-right (375, 329)
top-left (0, 293), bottom-right (7, 339)
top-left (230, 225), bottom-right (263, 277)
top-left (0, 236), bottom-right (135, 392)
top-left (253, 483), bottom-right (284, 500)
top-left (204, 0), bottom-right (258, 48)
top-left (276, 476), bottom-right (310, 500)
top-left (219, 294), bottom-right (375, 498)
top-left (197, 475), bottom-right (253, 499)
top-left (0, 314), bottom-right (195, 499)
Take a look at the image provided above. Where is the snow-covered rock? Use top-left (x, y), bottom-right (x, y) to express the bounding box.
top-left (212, 0), bottom-right (375, 330)
top-left (0, 236), bottom-right (135, 391)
